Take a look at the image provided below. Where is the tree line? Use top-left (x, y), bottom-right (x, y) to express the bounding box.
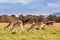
top-left (0, 14), bottom-right (60, 23)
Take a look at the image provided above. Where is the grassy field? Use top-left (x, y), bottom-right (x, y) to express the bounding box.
top-left (0, 23), bottom-right (60, 40)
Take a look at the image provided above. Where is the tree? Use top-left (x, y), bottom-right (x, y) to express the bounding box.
top-left (56, 16), bottom-right (60, 22)
top-left (0, 15), bottom-right (8, 22)
top-left (18, 14), bottom-right (25, 22)
top-left (47, 15), bottom-right (57, 21)
top-left (38, 15), bottom-right (46, 22)
top-left (11, 15), bottom-right (17, 19)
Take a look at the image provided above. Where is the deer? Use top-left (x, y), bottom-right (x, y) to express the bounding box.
top-left (27, 21), bottom-right (46, 31)
top-left (4, 16), bottom-right (24, 33)
top-left (45, 21), bottom-right (55, 27)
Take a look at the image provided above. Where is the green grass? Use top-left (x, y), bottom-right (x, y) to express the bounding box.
top-left (0, 23), bottom-right (60, 40)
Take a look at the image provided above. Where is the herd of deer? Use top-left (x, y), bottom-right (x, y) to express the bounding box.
top-left (3, 16), bottom-right (55, 33)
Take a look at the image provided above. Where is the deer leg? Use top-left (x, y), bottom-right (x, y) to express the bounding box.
top-left (50, 23), bottom-right (55, 27)
top-left (39, 27), bottom-right (42, 31)
top-left (19, 24), bottom-right (24, 32)
top-left (39, 25), bottom-right (45, 31)
top-left (27, 26), bottom-right (34, 32)
top-left (10, 23), bottom-right (16, 32)
top-left (4, 23), bottom-right (11, 30)
top-left (41, 24), bottom-right (46, 30)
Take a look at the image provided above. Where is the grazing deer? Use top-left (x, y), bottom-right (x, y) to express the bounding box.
top-left (27, 21), bottom-right (45, 31)
top-left (4, 16), bottom-right (24, 32)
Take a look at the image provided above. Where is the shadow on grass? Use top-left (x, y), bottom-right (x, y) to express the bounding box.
top-left (21, 38), bottom-right (27, 40)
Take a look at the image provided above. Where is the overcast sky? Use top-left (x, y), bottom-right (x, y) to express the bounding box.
top-left (0, 0), bottom-right (60, 15)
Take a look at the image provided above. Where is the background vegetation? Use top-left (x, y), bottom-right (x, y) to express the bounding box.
top-left (0, 15), bottom-right (60, 23)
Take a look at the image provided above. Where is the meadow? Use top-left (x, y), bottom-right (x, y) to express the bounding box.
top-left (0, 23), bottom-right (60, 40)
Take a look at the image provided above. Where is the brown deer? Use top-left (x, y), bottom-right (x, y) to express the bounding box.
top-left (4, 16), bottom-right (24, 32)
top-left (27, 21), bottom-right (45, 31)
top-left (45, 21), bottom-right (55, 27)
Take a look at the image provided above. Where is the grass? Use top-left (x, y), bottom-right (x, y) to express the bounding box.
top-left (0, 23), bottom-right (60, 40)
